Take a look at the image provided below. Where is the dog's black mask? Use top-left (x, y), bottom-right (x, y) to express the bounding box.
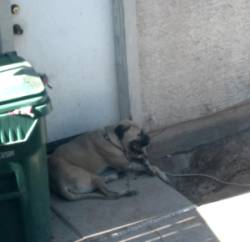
top-left (114, 124), bottom-right (150, 158)
top-left (129, 131), bottom-right (150, 155)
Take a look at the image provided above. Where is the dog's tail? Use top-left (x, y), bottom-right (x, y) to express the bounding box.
top-left (62, 187), bottom-right (109, 200)
top-left (62, 187), bottom-right (137, 201)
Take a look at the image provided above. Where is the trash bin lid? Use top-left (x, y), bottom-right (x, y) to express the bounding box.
top-left (0, 61), bottom-right (45, 105)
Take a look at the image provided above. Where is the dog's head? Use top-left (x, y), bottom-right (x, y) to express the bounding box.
top-left (114, 120), bottom-right (150, 160)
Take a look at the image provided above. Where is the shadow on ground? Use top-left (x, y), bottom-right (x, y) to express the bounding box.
top-left (50, 177), bottom-right (219, 242)
top-left (152, 129), bottom-right (250, 205)
top-left (49, 127), bottom-right (250, 241)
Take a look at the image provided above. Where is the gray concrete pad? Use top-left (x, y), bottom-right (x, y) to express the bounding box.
top-left (51, 176), bottom-right (219, 242)
top-left (85, 208), bottom-right (219, 242)
top-left (51, 213), bottom-right (76, 242)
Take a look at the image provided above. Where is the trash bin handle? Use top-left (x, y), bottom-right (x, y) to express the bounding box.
top-left (0, 163), bottom-right (26, 201)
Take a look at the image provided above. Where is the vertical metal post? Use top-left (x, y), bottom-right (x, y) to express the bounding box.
top-left (112, 0), bottom-right (143, 123)
top-left (0, 0), bottom-right (14, 53)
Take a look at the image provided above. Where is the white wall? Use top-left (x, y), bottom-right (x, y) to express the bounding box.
top-left (11, 0), bottom-right (119, 142)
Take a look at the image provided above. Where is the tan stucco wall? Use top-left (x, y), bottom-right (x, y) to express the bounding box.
top-left (136, 0), bottom-right (250, 130)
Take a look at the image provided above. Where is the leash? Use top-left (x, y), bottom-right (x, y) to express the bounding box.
top-left (143, 159), bottom-right (171, 185)
top-left (103, 129), bottom-right (171, 188)
top-left (164, 170), bottom-right (250, 187)
top-left (103, 130), bottom-right (250, 188)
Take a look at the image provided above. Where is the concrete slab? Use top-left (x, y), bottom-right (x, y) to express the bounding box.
top-left (51, 176), bottom-right (219, 242)
top-left (51, 213), bottom-right (76, 242)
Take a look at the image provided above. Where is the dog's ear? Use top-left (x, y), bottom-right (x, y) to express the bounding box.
top-left (114, 124), bottom-right (130, 140)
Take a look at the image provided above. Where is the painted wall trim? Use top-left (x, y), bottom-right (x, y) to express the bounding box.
top-left (112, 0), bottom-right (143, 123)
top-left (0, 0), bottom-right (14, 53)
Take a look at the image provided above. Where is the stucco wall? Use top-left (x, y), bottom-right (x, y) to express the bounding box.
top-left (136, 0), bottom-right (250, 131)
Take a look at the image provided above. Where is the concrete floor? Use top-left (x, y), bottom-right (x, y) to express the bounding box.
top-left (50, 176), bottom-right (219, 242)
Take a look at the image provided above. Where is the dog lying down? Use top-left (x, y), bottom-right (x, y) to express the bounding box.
top-left (49, 120), bottom-right (169, 200)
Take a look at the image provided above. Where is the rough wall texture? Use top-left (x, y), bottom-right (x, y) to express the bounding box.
top-left (136, 0), bottom-right (250, 131)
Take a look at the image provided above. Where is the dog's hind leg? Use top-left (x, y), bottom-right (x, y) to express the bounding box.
top-left (58, 186), bottom-right (102, 200)
top-left (93, 176), bottom-right (138, 200)
top-left (59, 176), bottom-right (138, 200)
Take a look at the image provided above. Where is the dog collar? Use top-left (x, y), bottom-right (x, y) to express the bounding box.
top-left (103, 128), bottom-right (126, 154)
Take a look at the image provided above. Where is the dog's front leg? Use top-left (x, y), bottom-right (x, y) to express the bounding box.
top-left (144, 160), bottom-right (171, 184)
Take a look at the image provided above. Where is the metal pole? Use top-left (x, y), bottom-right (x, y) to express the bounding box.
top-left (0, 0), bottom-right (14, 53)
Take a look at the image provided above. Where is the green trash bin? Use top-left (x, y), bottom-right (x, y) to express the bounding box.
top-left (0, 52), bottom-right (52, 242)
